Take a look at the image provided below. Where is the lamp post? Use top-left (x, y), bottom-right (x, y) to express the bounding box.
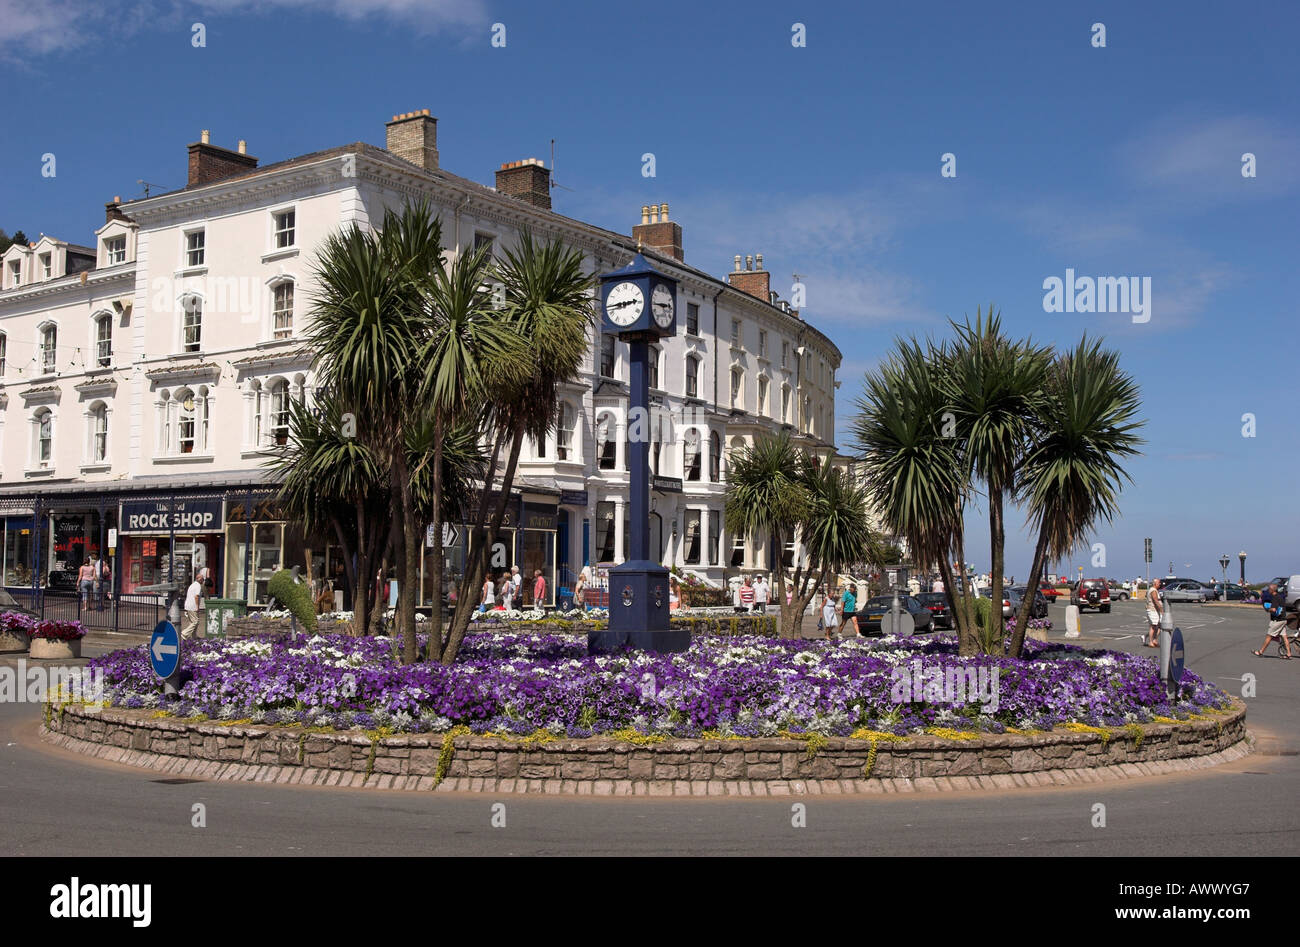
top-left (1239, 550), bottom-right (1247, 585)
top-left (1219, 554), bottom-right (1230, 600)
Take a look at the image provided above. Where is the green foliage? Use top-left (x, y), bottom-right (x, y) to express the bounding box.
top-left (267, 569), bottom-right (317, 632)
top-left (968, 596), bottom-right (999, 654)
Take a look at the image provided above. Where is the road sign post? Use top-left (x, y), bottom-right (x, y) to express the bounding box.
top-left (150, 619), bottom-right (182, 698)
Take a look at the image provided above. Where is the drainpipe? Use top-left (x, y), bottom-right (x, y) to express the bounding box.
top-left (711, 288), bottom-right (722, 413)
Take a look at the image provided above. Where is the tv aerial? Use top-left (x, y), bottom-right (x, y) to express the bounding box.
top-left (549, 139), bottom-right (574, 192)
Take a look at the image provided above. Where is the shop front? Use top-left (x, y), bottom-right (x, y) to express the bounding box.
top-left (224, 496), bottom-right (308, 607)
top-left (428, 491), bottom-right (559, 609)
top-left (118, 497), bottom-right (224, 595)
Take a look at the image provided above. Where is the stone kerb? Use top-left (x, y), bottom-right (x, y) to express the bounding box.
top-left (42, 699), bottom-right (1249, 794)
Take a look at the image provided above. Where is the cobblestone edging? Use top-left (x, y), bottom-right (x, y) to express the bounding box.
top-left (41, 700), bottom-right (1249, 794)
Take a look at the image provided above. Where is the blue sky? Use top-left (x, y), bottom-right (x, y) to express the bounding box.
top-left (3, 0), bottom-right (1297, 581)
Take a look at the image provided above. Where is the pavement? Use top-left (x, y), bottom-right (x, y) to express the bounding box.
top-left (1, 598), bottom-right (1296, 855)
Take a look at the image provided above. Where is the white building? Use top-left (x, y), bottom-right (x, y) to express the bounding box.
top-left (0, 109), bottom-right (844, 609)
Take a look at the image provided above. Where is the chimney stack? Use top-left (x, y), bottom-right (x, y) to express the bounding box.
top-left (385, 109), bottom-right (439, 172)
top-left (105, 195), bottom-right (131, 225)
top-left (495, 158), bottom-right (552, 210)
top-left (187, 131), bottom-right (258, 188)
top-left (631, 201), bottom-right (684, 261)
top-left (727, 251), bottom-right (771, 302)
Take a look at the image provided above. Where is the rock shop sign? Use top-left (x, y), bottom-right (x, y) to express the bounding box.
top-left (120, 499), bottom-right (224, 533)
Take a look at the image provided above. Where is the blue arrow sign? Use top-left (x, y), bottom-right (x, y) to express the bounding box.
top-left (150, 620), bottom-right (181, 679)
top-left (1169, 626), bottom-right (1185, 682)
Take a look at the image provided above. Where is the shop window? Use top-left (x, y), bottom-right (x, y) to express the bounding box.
top-left (3, 523), bottom-right (33, 587)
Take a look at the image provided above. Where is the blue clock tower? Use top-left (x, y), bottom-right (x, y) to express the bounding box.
top-left (589, 253), bottom-right (690, 654)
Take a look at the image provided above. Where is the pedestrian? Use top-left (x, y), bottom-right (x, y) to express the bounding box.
top-left (739, 576), bottom-right (755, 612)
top-left (1144, 578), bottom-right (1164, 648)
top-left (842, 583), bottom-right (859, 637)
top-left (77, 558), bottom-right (95, 609)
top-left (479, 574), bottom-right (495, 614)
top-left (668, 574), bottom-right (680, 611)
top-left (753, 574), bottom-right (768, 613)
top-left (821, 590), bottom-right (840, 640)
top-left (574, 571), bottom-right (587, 612)
top-left (96, 556), bottom-right (112, 609)
top-left (509, 565), bottom-right (522, 605)
top-left (932, 576), bottom-right (945, 594)
top-left (181, 573), bottom-right (204, 639)
top-left (532, 569), bottom-right (546, 610)
top-left (1253, 582), bottom-right (1293, 659)
top-left (500, 571), bottom-right (514, 611)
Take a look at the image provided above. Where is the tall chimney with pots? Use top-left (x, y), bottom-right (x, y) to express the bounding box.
top-left (631, 202), bottom-right (684, 261)
top-left (187, 131), bottom-right (258, 188)
top-left (105, 195), bottom-right (131, 224)
top-left (495, 158), bottom-right (552, 210)
top-left (728, 251), bottom-right (770, 301)
top-left (385, 109), bottom-right (439, 171)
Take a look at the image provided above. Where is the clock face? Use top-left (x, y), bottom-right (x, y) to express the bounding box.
top-left (605, 281), bottom-right (644, 327)
top-left (651, 284), bottom-right (675, 327)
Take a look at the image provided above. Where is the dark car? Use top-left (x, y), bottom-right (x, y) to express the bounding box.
top-left (0, 586), bottom-right (39, 618)
top-left (1008, 586), bottom-right (1049, 619)
top-left (1212, 583), bottom-right (1253, 602)
top-left (1070, 578), bottom-right (1112, 613)
top-left (861, 595), bottom-right (935, 635)
top-left (915, 592), bottom-right (954, 629)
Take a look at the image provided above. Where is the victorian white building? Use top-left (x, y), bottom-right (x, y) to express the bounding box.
top-left (0, 109), bottom-right (844, 607)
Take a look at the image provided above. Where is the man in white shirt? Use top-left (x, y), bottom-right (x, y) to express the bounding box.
top-left (181, 577), bottom-right (204, 639)
top-left (753, 575), bottom-right (768, 613)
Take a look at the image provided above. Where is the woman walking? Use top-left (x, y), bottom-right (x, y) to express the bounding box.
top-left (822, 590), bottom-right (840, 641)
top-left (841, 583), bottom-right (859, 637)
top-left (479, 573), bottom-right (495, 615)
top-left (1145, 578), bottom-right (1164, 648)
top-left (574, 571), bottom-right (587, 612)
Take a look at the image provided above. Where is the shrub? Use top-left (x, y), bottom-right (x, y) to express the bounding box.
top-left (266, 570), bottom-right (317, 633)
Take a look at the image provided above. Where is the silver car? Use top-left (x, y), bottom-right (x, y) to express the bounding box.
top-left (1162, 580), bottom-right (1207, 603)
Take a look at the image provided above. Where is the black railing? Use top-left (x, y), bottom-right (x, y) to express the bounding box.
top-left (21, 589), bottom-right (164, 635)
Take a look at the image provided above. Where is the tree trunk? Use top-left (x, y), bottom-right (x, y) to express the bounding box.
top-left (331, 513), bottom-right (360, 636)
top-left (789, 566), bottom-right (828, 639)
top-left (390, 451), bottom-right (419, 665)
top-left (987, 479), bottom-right (1006, 655)
top-left (953, 530), bottom-right (978, 655)
top-left (1008, 528), bottom-right (1052, 658)
top-left (426, 426), bottom-right (445, 661)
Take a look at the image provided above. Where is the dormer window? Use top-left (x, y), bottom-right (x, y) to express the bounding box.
top-left (105, 236), bottom-right (126, 265)
top-left (40, 254), bottom-right (51, 280)
top-left (273, 210), bottom-right (295, 249)
top-left (7, 261), bottom-right (19, 288)
top-left (185, 230), bottom-right (205, 267)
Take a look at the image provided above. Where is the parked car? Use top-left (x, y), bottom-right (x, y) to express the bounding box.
top-left (1038, 581), bottom-right (1065, 600)
top-left (915, 592), bottom-right (954, 629)
top-left (1212, 583), bottom-right (1252, 602)
top-left (860, 595), bottom-right (935, 635)
top-left (1106, 581), bottom-right (1130, 601)
top-left (1008, 586), bottom-right (1049, 619)
top-left (1162, 580), bottom-right (1208, 603)
top-left (1070, 578), bottom-right (1112, 613)
top-left (0, 586), bottom-right (39, 618)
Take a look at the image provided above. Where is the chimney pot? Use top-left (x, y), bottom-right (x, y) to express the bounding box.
top-left (237, 139), bottom-right (247, 155)
top-left (734, 255), bottom-right (742, 271)
top-left (745, 255), bottom-right (753, 271)
top-left (659, 202), bottom-right (669, 221)
top-left (200, 129), bottom-right (210, 144)
top-left (756, 253), bottom-right (764, 270)
top-left (641, 205), bottom-right (651, 225)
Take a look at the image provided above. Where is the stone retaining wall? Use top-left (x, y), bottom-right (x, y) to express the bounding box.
top-left (42, 700), bottom-right (1248, 793)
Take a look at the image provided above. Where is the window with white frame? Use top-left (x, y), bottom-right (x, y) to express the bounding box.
top-left (556, 402), bottom-right (575, 461)
top-left (803, 395), bottom-right (812, 433)
top-left (272, 282), bottom-right (294, 340)
top-left (7, 261), bottom-right (19, 288)
top-left (781, 341), bottom-right (789, 369)
top-left (708, 510), bottom-right (721, 566)
top-left (651, 418), bottom-right (661, 475)
top-left (34, 408), bottom-right (53, 468)
top-left (709, 431), bottom-right (721, 482)
top-left (683, 429), bottom-right (701, 481)
top-left (181, 295), bottom-right (202, 352)
top-left (473, 232), bottom-right (495, 258)
top-left (782, 384), bottom-right (791, 424)
top-left (177, 389), bottom-right (198, 453)
top-left (730, 319), bottom-right (741, 347)
top-left (39, 324), bottom-right (57, 374)
top-left (597, 416), bottom-right (616, 470)
top-left (599, 334), bottom-right (616, 378)
top-left (686, 302), bottom-right (699, 335)
top-left (757, 376), bottom-right (769, 417)
top-left (730, 367), bottom-right (743, 409)
top-left (685, 355), bottom-right (699, 398)
top-left (684, 510), bottom-right (701, 565)
top-left (160, 388), bottom-right (210, 456)
top-left (185, 230), bottom-right (205, 267)
top-left (758, 330), bottom-right (767, 358)
top-left (105, 236), bottom-right (126, 265)
top-left (273, 210), bottom-right (295, 249)
top-left (648, 345), bottom-right (660, 390)
top-left (88, 402), bottom-right (108, 463)
top-left (94, 314), bottom-right (112, 367)
top-left (0, 332), bottom-right (6, 377)
top-left (270, 380), bottom-right (290, 446)
top-left (40, 253), bottom-right (51, 279)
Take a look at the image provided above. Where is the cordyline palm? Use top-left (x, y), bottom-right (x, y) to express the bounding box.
top-left (724, 431), bottom-right (809, 639)
top-left (271, 392), bottom-right (386, 636)
top-left (943, 308), bottom-right (1051, 652)
top-left (850, 337), bottom-right (974, 647)
top-left (1006, 336), bottom-right (1143, 656)
top-left (308, 201), bottom-right (444, 663)
top-left (442, 231), bottom-right (595, 665)
top-left (415, 240), bottom-right (528, 661)
top-left (794, 455), bottom-right (881, 634)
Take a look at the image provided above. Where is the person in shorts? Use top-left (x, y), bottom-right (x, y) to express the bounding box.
top-left (1253, 582), bottom-right (1292, 659)
top-left (1145, 578), bottom-right (1164, 648)
top-left (181, 576), bottom-right (204, 639)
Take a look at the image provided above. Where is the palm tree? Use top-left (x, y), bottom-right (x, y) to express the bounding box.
top-left (851, 337), bottom-right (974, 647)
top-left (441, 231), bottom-right (595, 665)
top-left (415, 240), bottom-right (527, 661)
top-left (307, 201), bottom-right (442, 663)
top-left (1006, 336), bottom-right (1143, 656)
top-left (724, 431), bottom-right (810, 639)
top-left (271, 391), bottom-right (387, 635)
top-left (942, 308), bottom-right (1051, 651)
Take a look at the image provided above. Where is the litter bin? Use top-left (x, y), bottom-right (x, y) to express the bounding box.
top-left (204, 598), bottom-right (247, 638)
top-left (558, 589), bottom-right (573, 612)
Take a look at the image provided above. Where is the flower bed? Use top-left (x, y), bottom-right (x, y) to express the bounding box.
top-left (87, 631), bottom-right (1231, 739)
top-left (0, 611), bottom-right (35, 652)
top-left (31, 619), bottom-right (87, 641)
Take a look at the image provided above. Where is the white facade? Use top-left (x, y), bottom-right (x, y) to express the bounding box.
top-left (0, 115), bottom-right (845, 592)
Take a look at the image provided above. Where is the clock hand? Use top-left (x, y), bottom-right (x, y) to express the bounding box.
top-left (608, 299), bottom-right (638, 309)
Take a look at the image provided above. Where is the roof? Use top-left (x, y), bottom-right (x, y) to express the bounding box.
top-left (0, 467), bottom-right (280, 505)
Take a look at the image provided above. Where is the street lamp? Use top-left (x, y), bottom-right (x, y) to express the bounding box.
top-left (1219, 554), bottom-right (1230, 600)
top-left (1239, 550), bottom-right (1247, 585)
